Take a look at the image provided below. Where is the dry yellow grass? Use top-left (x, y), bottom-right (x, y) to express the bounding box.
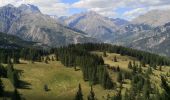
top-left (2, 52), bottom-right (170, 100)
top-left (5, 59), bottom-right (115, 100)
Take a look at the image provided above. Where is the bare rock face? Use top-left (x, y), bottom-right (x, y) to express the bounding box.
top-left (123, 22), bottom-right (170, 56)
top-left (0, 4), bottom-right (98, 47)
top-left (64, 11), bottom-right (129, 42)
top-left (132, 9), bottom-right (170, 26)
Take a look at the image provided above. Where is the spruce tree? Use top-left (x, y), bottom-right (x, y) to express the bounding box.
top-left (87, 86), bottom-right (95, 100)
top-left (128, 61), bottom-right (133, 69)
top-left (138, 65), bottom-right (142, 73)
top-left (123, 89), bottom-right (129, 100)
top-left (117, 72), bottom-right (122, 83)
top-left (0, 64), bottom-right (7, 77)
top-left (0, 78), bottom-right (4, 97)
top-left (44, 84), bottom-right (48, 92)
top-left (161, 76), bottom-right (170, 100)
top-left (159, 66), bottom-right (162, 71)
top-left (45, 57), bottom-right (48, 64)
top-left (117, 66), bottom-right (120, 72)
top-left (12, 89), bottom-right (21, 100)
top-left (103, 51), bottom-right (107, 57)
top-left (143, 79), bottom-right (151, 100)
top-left (75, 84), bottom-right (83, 100)
top-left (114, 56), bottom-right (117, 62)
top-left (146, 67), bottom-right (152, 76)
top-left (51, 56), bottom-right (55, 61)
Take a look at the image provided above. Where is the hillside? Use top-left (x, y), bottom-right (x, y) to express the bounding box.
top-left (1, 51), bottom-right (170, 100)
top-left (124, 22), bottom-right (170, 56)
top-left (0, 32), bottom-right (35, 48)
top-left (0, 4), bottom-right (98, 47)
top-left (0, 43), bottom-right (170, 100)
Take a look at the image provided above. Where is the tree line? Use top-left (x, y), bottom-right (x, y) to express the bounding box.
top-left (52, 46), bottom-right (114, 89)
top-left (61, 43), bottom-right (170, 66)
top-left (0, 48), bottom-right (49, 64)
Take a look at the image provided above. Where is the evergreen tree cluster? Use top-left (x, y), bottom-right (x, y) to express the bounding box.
top-left (20, 48), bottom-right (48, 62)
top-left (75, 84), bottom-right (96, 100)
top-left (0, 48), bottom-right (48, 64)
top-left (0, 49), bottom-right (20, 64)
top-left (0, 78), bottom-right (4, 97)
top-left (52, 46), bottom-right (114, 89)
top-left (0, 64), bottom-right (7, 77)
top-left (7, 63), bottom-right (20, 88)
top-left (63, 43), bottom-right (170, 66)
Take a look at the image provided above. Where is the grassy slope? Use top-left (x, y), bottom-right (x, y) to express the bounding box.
top-left (2, 53), bottom-right (170, 100)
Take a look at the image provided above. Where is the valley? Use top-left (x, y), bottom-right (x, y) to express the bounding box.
top-left (0, 43), bottom-right (170, 100)
top-left (0, 2), bottom-right (170, 100)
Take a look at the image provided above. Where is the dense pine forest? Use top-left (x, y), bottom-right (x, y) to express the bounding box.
top-left (0, 43), bottom-right (170, 100)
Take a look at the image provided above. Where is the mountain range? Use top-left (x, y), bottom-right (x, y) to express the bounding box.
top-left (64, 11), bottom-right (129, 42)
top-left (0, 4), bottom-right (170, 56)
top-left (0, 4), bottom-right (98, 47)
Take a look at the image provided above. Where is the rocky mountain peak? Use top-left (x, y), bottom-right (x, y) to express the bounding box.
top-left (18, 4), bottom-right (40, 13)
top-left (1, 4), bottom-right (15, 8)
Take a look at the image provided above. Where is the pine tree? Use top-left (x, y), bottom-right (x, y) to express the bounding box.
top-left (12, 52), bottom-right (20, 64)
top-left (117, 66), bottom-right (120, 72)
top-left (7, 62), bottom-right (14, 79)
top-left (161, 76), bottom-right (170, 100)
top-left (45, 57), bottom-right (48, 64)
top-left (87, 86), bottom-right (95, 100)
top-left (44, 84), bottom-right (48, 91)
top-left (7, 62), bottom-right (19, 88)
top-left (103, 51), bottom-right (107, 57)
top-left (153, 64), bottom-right (157, 70)
top-left (0, 78), bottom-right (4, 97)
top-left (55, 54), bottom-right (59, 61)
top-left (12, 89), bottom-right (21, 100)
top-left (74, 66), bottom-right (77, 71)
top-left (75, 84), bottom-right (83, 100)
top-left (132, 64), bottom-right (137, 74)
top-left (146, 67), bottom-right (152, 76)
top-left (133, 60), bottom-right (136, 67)
top-left (0, 64), bottom-right (7, 77)
top-left (143, 79), bottom-right (151, 100)
top-left (128, 61), bottom-right (133, 69)
top-left (123, 89), bottom-right (129, 100)
top-left (159, 66), bottom-right (162, 71)
top-left (117, 72), bottom-right (122, 83)
top-left (138, 65), bottom-right (142, 73)
top-left (114, 56), bottom-right (117, 62)
top-left (51, 56), bottom-right (55, 61)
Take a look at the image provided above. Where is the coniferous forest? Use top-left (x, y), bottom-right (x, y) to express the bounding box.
top-left (0, 43), bottom-right (170, 100)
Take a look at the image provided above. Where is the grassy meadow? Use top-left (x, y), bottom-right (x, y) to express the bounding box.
top-left (1, 52), bottom-right (170, 100)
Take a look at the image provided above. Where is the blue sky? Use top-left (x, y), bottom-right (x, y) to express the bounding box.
top-left (62, 0), bottom-right (79, 4)
top-left (0, 0), bottom-right (170, 20)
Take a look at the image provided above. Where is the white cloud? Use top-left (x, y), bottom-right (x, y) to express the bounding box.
top-left (0, 0), bottom-right (170, 19)
top-left (123, 4), bottom-right (170, 20)
top-left (123, 8), bottom-right (148, 20)
top-left (0, 0), bottom-right (71, 16)
top-left (72, 0), bottom-right (170, 20)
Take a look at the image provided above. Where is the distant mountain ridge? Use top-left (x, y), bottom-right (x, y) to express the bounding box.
top-left (1, 4), bottom-right (170, 56)
top-left (64, 11), bottom-right (129, 42)
top-left (0, 4), bottom-right (98, 47)
top-left (127, 22), bottom-right (170, 56)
